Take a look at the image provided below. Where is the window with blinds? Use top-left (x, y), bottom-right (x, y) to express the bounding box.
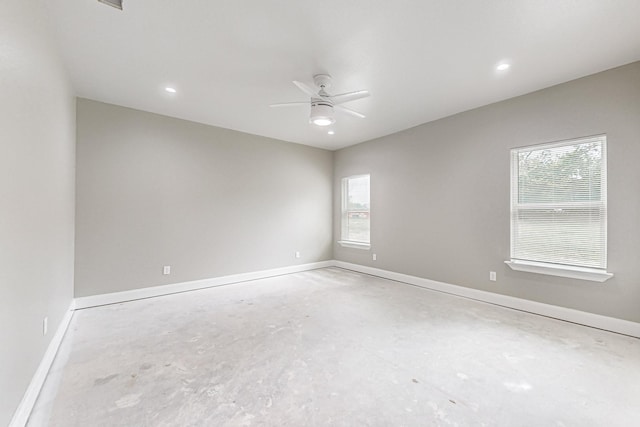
top-left (340, 175), bottom-right (370, 248)
top-left (510, 135), bottom-right (607, 270)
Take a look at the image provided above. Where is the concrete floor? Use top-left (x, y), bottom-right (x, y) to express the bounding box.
top-left (28, 267), bottom-right (640, 426)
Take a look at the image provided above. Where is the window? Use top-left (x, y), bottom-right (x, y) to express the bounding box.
top-left (339, 174), bottom-right (370, 249)
top-left (506, 135), bottom-right (612, 282)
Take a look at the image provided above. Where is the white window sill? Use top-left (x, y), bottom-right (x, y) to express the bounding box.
top-left (338, 241), bottom-right (371, 250)
top-left (504, 260), bottom-right (613, 282)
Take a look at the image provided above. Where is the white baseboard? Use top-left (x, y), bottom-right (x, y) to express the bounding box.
top-left (9, 302), bottom-right (74, 427)
top-left (74, 259), bottom-right (640, 337)
top-left (334, 261), bottom-right (640, 339)
top-left (74, 261), bottom-right (334, 309)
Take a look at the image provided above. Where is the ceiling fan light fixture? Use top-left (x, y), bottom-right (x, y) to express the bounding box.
top-left (312, 117), bottom-right (334, 126)
top-left (310, 101), bottom-right (335, 126)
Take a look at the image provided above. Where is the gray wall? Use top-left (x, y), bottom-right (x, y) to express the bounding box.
top-left (75, 99), bottom-right (333, 297)
top-left (0, 1), bottom-right (76, 425)
top-left (334, 61), bottom-right (640, 323)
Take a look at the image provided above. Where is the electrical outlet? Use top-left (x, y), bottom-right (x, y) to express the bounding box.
top-left (372, 253), bottom-right (377, 261)
top-left (163, 265), bottom-right (171, 275)
top-left (489, 271), bottom-right (497, 281)
top-left (43, 317), bottom-right (48, 336)
top-left (295, 251), bottom-right (301, 259)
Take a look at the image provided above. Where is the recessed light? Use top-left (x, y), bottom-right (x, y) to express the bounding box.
top-left (496, 63), bottom-right (510, 71)
top-left (328, 131), bottom-right (335, 135)
top-left (165, 87), bottom-right (177, 94)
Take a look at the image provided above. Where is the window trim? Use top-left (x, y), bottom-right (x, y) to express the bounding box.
top-left (507, 135), bottom-right (613, 281)
top-left (338, 240), bottom-right (371, 250)
top-left (340, 174), bottom-right (370, 250)
top-left (505, 259), bottom-right (613, 282)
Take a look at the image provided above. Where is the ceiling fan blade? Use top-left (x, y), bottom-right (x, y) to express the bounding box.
top-left (269, 102), bottom-right (309, 108)
top-left (335, 105), bottom-right (366, 119)
top-left (329, 90), bottom-right (370, 105)
top-left (293, 80), bottom-right (322, 98)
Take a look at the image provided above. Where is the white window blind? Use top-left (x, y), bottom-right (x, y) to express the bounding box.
top-left (341, 175), bottom-right (370, 246)
top-left (510, 135), bottom-right (607, 270)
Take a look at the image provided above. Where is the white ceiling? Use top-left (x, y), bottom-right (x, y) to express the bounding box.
top-left (44, 0), bottom-right (640, 150)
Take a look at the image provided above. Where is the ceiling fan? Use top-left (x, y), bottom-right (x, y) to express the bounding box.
top-left (270, 74), bottom-right (370, 126)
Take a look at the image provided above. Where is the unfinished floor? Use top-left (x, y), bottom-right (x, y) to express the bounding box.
top-left (28, 268), bottom-right (640, 426)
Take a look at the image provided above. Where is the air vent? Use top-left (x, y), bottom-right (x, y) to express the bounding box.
top-left (98, 0), bottom-right (123, 10)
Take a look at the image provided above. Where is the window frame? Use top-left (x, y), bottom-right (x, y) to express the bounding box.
top-left (338, 174), bottom-right (371, 250)
top-left (505, 135), bottom-right (613, 282)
